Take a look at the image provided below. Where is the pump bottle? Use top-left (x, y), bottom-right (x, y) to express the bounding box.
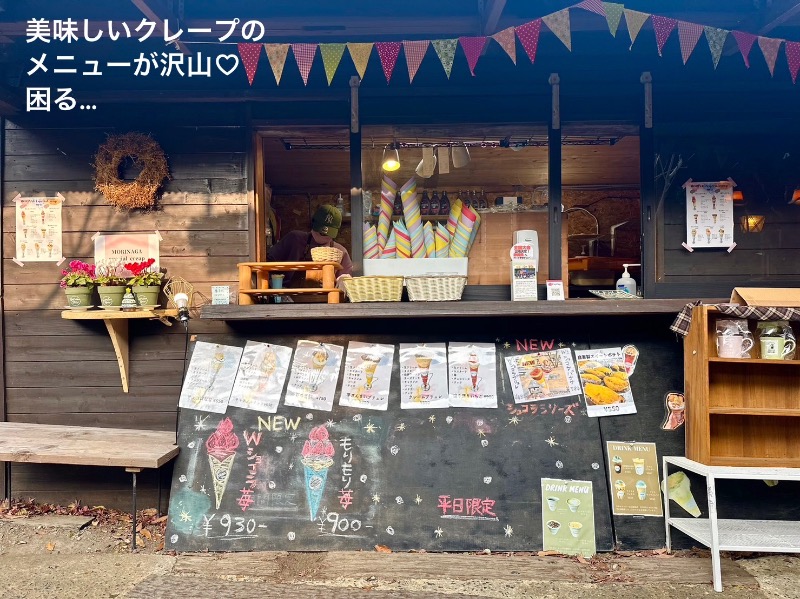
top-left (616, 264), bottom-right (640, 296)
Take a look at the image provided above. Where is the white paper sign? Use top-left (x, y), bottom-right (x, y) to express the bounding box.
top-left (284, 340), bottom-right (344, 412)
top-left (178, 341), bottom-right (243, 414)
top-left (93, 232), bottom-right (160, 274)
top-left (685, 181), bottom-right (734, 248)
top-left (504, 348), bottom-right (582, 404)
top-left (339, 342), bottom-right (395, 411)
top-left (399, 343), bottom-right (448, 409)
top-left (575, 348), bottom-right (637, 418)
top-left (227, 341), bottom-right (293, 413)
top-left (448, 342), bottom-right (497, 408)
top-left (15, 195), bottom-right (63, 263)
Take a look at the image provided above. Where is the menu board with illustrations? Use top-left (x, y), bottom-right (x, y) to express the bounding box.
top-left (13, 194), bottom-right (63, 264)
top-left (683, 180), bottom-right (735, 250)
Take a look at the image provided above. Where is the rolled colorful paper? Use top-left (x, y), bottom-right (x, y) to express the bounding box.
top-left (381, 227), bottom-right (397, 259)
top-left (450, 204), bottom-right (477, 258)
top-left (378, 175), bottom-right (397, 250)
top-left (446, 197), bottom-right (463, 238)
top-left (466, 209), bottom-right (482, 254)
top-left (394, 219), bottom-right (412, 259)
top-left (423, 221), bottom-right (435, 258)
top-left (400, 177), bottom-right (425, 258)
top-left (363, 223), bottom-right (380, 259)
top-left (435, 222), bottom-right (451, 258)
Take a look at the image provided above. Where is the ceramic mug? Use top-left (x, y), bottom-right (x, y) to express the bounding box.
top-left (716, 334), bottom-right (754, 358)
top-left (760, 336), bottom-right (796, 360)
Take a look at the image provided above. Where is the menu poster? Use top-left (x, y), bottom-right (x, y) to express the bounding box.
top-left (448, 342), bottom-right (498, 408)
top-left (284, 340), bottom-right (344, 412)
top-left (399, 343), bottom-right (448, 409)
top-left (685, 181), bottom-right (734, 248)
top-left (575, 348), bottom-right (638, 418)
top-left (606, 441), bottom-right (663, 517)
top-left (339, 341), bottom-right (395, 411)
top-left (504, 348), bottom-right (581, 404)
top-left (541, 478), bottom-right (596, 557)
top-left (228, 341), bottom-right (293, 413)
top-left (178, 342), bottom-right (243, 414)
top-left (14, 195), bottom-right (63, 263)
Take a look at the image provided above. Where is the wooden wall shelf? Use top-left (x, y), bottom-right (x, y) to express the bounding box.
top-left (61, 309), bottom-right (178, 393)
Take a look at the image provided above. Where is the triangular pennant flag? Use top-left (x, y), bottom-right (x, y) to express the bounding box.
top-left (677, 21), bottom-right (703, 64)
top-left (491, 26), bottom-right (517, 64)
top-left (515, 20), bottom-right (542, 63)
top-left (704, 26), bottom-right (728, 69)
top-left (574, 0), bottom-right (606, 17)
top-left (624, 9), bottom-right (650, 47)
top-left (432, 39), bottom-right (458, 78)
top-left (319, 43), bottom-right (346, 85)
top-left (786, 41), bottom-right (800, 83)
top-left (542, 9), bottom-right (572, 51)
top-left (603, 2), bottom-right (624, 37)
top-left (264, 43), bottom-right (290, 84)
top-left (237, 43), bottom-right (262, 86)
top-left (758, 36), bottom-right (782, 76)
top-left (292, 43), bottom-right (317, 85)
top-left (375, 41), bottom-right (401, 84)
top-left (347, 42), bottom-right (373, 80)
top-left (651, 16), bottom-right (677, 57)
top-left (731, 31), bottom-right (757, 68)
top-left (403, 40), bottom-right (429, 83)
top-left (459, 36), bottom-right (488, 76)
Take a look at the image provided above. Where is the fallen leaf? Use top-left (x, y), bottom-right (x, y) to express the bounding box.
top-left (576, 556), bottom-right (588, 564)
top-left (140, 529), bottom-right (152, 540)
top-left (45, 542), bottom-right (55, 551)
top-left (156, 540), bottom-right (165, 552)
top-left (152, 516), bottom-right (168, 524)
top-left (537, 550), bottom-right (562, 557)
top-left (142, 509), bottom-right (158, 517)
top-left (374, 544), bottom-right (392, 554)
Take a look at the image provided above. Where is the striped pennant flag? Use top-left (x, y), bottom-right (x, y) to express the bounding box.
top-left (291, 43), bottom-right (317, 85)
top-left (574, 0), bottom-right (606, 17)
top-left (403, 40), bottom-right (429, 83)
top-left (677, 21), bottom-right (703, 64)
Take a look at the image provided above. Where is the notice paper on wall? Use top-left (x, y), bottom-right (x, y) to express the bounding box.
top-left (575, 348), bottom-right (638, 417)
top-left (339, 341), bottom-right (395, 411)
top-left (178, 341), bottom-right (243, 414)
top-left (284, 340), bottom-right (344, 412)
top-left (227, 341), bottom-right (293, 414)
top-left (606, 441), bottom-right (663, 517)
top-left (14, 194), bottom-right (64, 264)
top-left (448, 342), bottom-right (498, 408)
top-left (399, 343), bottom-right (449, 409)
top-left (684, 180), bottom-right (735, 249)
top-left (504, 348), bottom-right (581, 404)
top-left (541, 478), bottom-right (596, 557)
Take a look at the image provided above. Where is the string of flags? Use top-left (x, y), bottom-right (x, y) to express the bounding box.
top-left (232, 1), bottom-right (800, 86)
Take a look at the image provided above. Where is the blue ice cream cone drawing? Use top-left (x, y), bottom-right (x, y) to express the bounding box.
top-left (300, 425), bottom-right (335, 521)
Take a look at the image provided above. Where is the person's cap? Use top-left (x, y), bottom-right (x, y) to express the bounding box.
top-left (312, 205), bottom-right (342, 238)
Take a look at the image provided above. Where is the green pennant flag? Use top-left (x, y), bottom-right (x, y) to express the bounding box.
top-left (432, 39), bottom-right (458, 78)
top-left (320, 43), bottom-right (346, 85)
top-left (704, 26), bottom-right (729, 70)
top-left (603, 3), bottom-right (624, 37)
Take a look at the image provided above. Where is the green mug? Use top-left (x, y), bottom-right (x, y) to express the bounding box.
top-left (760, 336), bottom-right (796, 360)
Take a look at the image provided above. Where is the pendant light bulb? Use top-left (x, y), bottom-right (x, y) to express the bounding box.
top-left (382, 142), bottom-right (401, 172)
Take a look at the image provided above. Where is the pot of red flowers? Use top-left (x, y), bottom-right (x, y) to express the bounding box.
top-left (126, 258), bottom-right (164, 307)
top-left (60, 259), bottom-right (96, 308)
top-left (94, 259), bottom-right (128, 307)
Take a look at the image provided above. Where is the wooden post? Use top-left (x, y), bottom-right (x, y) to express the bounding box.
top-left (350, 76), bottom-right (364, 276)
top-left (548, 73), bottom-right (562, 283)
top-left (238, 264), bottom-right (254, 305)
top-left (322, 264), bottom-right (339, 304)
top-left (639, 72), bottom-right (656, 298)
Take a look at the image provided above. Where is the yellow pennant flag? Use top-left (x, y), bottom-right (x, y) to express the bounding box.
top-left (264, 43), bottom-right (290, 84)
top-left (542, 9), bottom-right (572, 51)
top-left (320, 43), bottom-right (346, 85)
top-left (492, 26), bottom-right (517, 64)
top-left (624, 9), bottom-right (651, 47)
top-left (347, 42), bottom-right (373, 80)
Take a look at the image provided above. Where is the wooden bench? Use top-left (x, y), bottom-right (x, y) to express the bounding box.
top-left (237, 261), bottom-right (343, 305)
top-left (0, 422), bottom-right (179, 549)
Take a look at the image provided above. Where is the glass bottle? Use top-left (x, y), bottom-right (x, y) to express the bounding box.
top-left (479, 189), bottom-right (488, 211)
top-left (469, 190), bottom-right (478, 210)
top-left (430, 190), bottom-right (440, 216)
top-left (393, 191), bottom-right (403, 216)
top-left (420, 190), bottom-right (430, 216)
top-left (440, 191), bottom-right (451, 216)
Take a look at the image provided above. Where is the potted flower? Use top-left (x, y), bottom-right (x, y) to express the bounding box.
top-left (94, 259), bottom-right (128, 307)
top-left (60, 259), bottom-right (96, 308)
top-left (126, 258), bottom-right (164, 307)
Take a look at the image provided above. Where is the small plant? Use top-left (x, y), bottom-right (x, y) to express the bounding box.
top-left (125, 258), bottom-right (164, 287)
top-left (94, 259), bottom-right (128, 286)
top-left (60, 260), bottom-right (96, 289)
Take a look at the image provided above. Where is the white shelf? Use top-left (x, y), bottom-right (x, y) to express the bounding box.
top-left (664, 456), bottom-right (800, 482)
top-left (669, 518), bottom-right (800, 553)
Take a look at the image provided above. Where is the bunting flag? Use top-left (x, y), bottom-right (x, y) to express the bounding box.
top-left (492, 26), bottom-right (517, 64)
top-left (459, 36), bottom-right (488, 75)
top-left (652, 16), bottom-right (677, 57)
top-left (603, 2), bottom-right (624, 37)
top-left (731, 31), bottom-right (757, 68)
top-left (237, 43), bottom-right (262, 86)
top-left (292, 43), bottom-right (317, 85)
top-left (786, 41), bottom-right (800, 83)
top-left (677, 21), bottom-right (703, 64)
top-left (574, 0), bottom-right (606, 17)
top-left (704, 26), bottom-right (728, 69)
top-left (758, 36), bottom-right (782, 76)
top-left (319, 43), bottom-right (346, 85)
top-left (403, 40), bottom-right (429, 83)
top-left (516, 19), bottom-right (543, 63)
top-left (376, 41), bottom-right (402, 83)
top-left (347, 42), bottom-right (373, 80)
top-left (264, 43), bottom-right (290, 84)
top-left (432, 39), bottom-right (458, 78)
top-left (624, 9), bottom-right (650, 47)
top-left (542, 9), bottom-right (572, 51)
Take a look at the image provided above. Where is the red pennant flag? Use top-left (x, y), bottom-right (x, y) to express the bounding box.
top-left (403, 40), bottom-right (429, 83)
top-left (731, 31), bottom-right (757, 68)
top-left (237, 42), bottom-right (262, 86)
top-left (677, 21), bottom-right (703, 65)
top-left (292, 43), bottom-right (317, 85)
top-left (376, 42), bottom-right (402, 84)
top-left (515, 19), bottom-right (543, 64)
top-left (786, 41), bottom-right (800, 83)
top-left (574, 0), bottom-right (606, 17)
top-left (459, 36), bottom-right (488, 76)
top-left (651, 16), bottom-right (677, 57)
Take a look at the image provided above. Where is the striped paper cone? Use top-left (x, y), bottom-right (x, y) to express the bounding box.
top-left (381, 228), bottom-right (397, 259)
top-left (449, 205), bottom-right (477, 257)
top-left (394, 220), bottom-right (412, 259)
top-left (363, 223), bottom-right (380, 259)
top-left (400, 177), bottom-right (425, 258)
top-left (378, 175), bottom-right (397, 250)
top-left (466, 210), bottom-right (482, 254)
top-left (423, 221), bottom-right (435, 258)
top-left (435, 222), bottom-right (451, 258)
top-left (446, 197), bottom-right (463, 238)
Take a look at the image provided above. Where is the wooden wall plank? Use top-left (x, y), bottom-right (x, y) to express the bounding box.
top-left (7, 412), bottom-right (177, 431)
top-left (5, 359), bottom-right (185, 388)
top-left (6, 386), bottom-right (180, 414)
top-left (4, 186), bottom-right (248, 207)
top-left (4, 311), bottom-right (229, 336)
top-left (6, 333), bottom-right (194, 361)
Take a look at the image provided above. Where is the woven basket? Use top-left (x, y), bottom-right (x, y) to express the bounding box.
top-left (311, 246), bottom-right (344, 263)
top-left (405, 275), bottom-right (467, 302)
top-left (343, 276), bottom-right (403, 302)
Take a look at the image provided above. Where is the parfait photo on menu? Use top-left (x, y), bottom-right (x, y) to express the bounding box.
top-left (399, 343), bottom-right (448, 409)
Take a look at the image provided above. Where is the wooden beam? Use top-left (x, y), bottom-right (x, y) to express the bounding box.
top-left (130, 0), bottom-right (191, 54)
top-left (759, 1), bottom-right (800, 34)
top-left (481, 0), bottom-right (507, 35)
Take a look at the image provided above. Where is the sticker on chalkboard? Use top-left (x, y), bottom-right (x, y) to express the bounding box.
top-left (448, 342), bottom-right (497, 408)
top-left (575, 348), bottom-right (637, 418)
top-left (541, 478), bottom-right (596, 557)
top-left (399, 343), bottom-right (448, 409)
top-left (339, 341), bottom-right (395, 411)
top-left (504, 348), bottom-right (581, 404)
top-left (227, 341), bottom-right (293, 413)
top-left (661, 392), bottom-right (685, 431)
top-left (178, 341), bottom-right (243, 413)
top-left (284, 340), bottom-right (344, 412)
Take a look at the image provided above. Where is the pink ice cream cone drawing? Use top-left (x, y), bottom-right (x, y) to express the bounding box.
top-left (300, 425), bottom-right (335, 521)
top-left (206, 418), bottom-right (239, 509)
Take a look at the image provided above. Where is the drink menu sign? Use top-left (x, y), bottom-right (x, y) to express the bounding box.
top-left (685, 180), bottom-right (735, 249)
top-left (605, 442), bottom-right (663, 517)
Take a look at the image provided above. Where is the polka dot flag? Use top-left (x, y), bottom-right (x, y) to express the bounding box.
top-left (459, 36), bottom-right (488, 76)
top-left (677, 21), bottom-right (703, 64)
top-left (515, 19), bottom-right (543, 64)
top-left (237, 42), bottom-right (262, 86)
top-left (731, 31), bottom-right (757, 68)
top-left (376, 42), bottom-right (401, 84)
top-left (786, 41), bottom-right (800, 83)
top-left (651, 16), bottom-right (677, 57)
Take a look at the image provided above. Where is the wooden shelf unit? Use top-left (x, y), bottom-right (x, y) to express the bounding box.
top-left (685, 305), bottom-right (800, 467)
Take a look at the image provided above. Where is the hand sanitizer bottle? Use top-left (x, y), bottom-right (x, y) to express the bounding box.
top-left (616, 264), bottom-right (640, 296)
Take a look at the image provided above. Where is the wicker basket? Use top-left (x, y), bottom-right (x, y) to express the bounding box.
top-left (343, 276), bottom-right (403, 302)
top-left (310, 246), bottom-right (344, 263)
top-left (405, 275), bottom-right (467, 302)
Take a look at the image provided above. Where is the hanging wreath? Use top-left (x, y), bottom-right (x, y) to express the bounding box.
top-left (93, 132), bottom-right (170, 210)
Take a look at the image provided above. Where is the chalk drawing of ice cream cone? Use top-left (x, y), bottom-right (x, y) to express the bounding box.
top-left (206, 418), bottom-right (239, 510)
top-left (415, 352), bottom-right (433, 391)
top-left (361, 353), bottom-right (381, 390)
top-left (691, 229), bottom-right (697, 244)
top-left (705, 228), bottom-right (711, 244)
top-left (300, 425), bottom-right (335, 521)
top-left (468, 351), bottom-right (480, 390)
top-left (309, 344), bottom-right (328, 391)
